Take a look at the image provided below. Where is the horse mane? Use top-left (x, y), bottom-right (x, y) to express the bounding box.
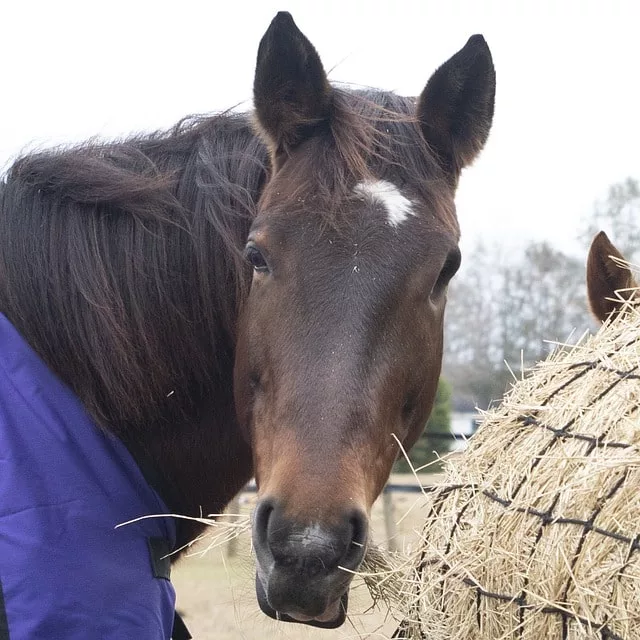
top-left (0, 90), bottom-right (454, 439)
top-left (0, 113), bottom-right (268, 436)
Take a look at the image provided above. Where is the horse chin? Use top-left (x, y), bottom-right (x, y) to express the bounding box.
top-left (255, 574), bottom-right (348, 629)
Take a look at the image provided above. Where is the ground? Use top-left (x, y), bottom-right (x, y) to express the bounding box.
top-left (172, 473), bottom-right (438, 639)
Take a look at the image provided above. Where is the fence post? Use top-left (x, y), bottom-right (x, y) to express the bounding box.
top-left (382, 486), bottom-right (398, 552)
top-left (226, 495), bottom-right (241, 558)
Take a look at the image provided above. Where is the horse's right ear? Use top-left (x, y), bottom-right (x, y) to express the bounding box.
top-left (254, 12), bottom-right (332, 163)
top-left (418, 35), bottom-right (496, 180)
top-left (587, 231), bottom-right (637, 323)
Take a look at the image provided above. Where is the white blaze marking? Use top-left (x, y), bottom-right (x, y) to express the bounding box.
top-left (354, 179), bottom-right (415, 227)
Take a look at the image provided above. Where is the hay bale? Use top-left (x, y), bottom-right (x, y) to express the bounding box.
top-left (393, 303), bottom-right (640, 639)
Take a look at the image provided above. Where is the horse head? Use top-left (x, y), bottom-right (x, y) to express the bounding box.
top-left (234, 12), bottom-right (495, 627)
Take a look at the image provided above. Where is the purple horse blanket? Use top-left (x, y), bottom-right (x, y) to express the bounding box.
top-left (0, 313), bottom-right (185, 639)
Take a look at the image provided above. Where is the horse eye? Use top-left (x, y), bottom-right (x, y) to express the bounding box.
top-left (431, 248), bottom-right (461, 298)
top-left (245, 245), bottom-right (269, 274)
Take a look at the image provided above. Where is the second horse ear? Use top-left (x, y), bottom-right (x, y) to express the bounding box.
top-left (253, 12), bottom-right (332, 163)
top-left (587, 231), bottom-right (638, 323)
top-left (418, 35), bottom-right (496, 180)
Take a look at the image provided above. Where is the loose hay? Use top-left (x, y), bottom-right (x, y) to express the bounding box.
top-left (389, 301), bottom-right (640, 639)
top-left (116, 512), bottom-right (252, 557)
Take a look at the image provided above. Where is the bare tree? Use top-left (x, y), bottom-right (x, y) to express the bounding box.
top-left (580, 177), bottom-right (640, 261)
top-left (445, 176), bottom-right (640, 411)
top-left (444, 240), bottom-right (589, 410)
top-left (507, 242), bottom-right (587, 362)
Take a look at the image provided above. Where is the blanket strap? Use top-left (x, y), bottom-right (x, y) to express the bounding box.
top-left (0, 576), bottom-right (8, 640)
top-left (148, 537), bottom-right (192, 640)
top-left (172, 612), bottom-right (192, 640)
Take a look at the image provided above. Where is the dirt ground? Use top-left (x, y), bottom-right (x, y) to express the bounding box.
top-left (172, 473), bottom-right (439, 640)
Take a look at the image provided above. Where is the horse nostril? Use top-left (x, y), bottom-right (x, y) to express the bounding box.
top-left (253, 498), bottom-right (275, 554)
top-left (342, 510), bottom-right (368, 570)
top-left (350, 510), bottom-right (367, 547)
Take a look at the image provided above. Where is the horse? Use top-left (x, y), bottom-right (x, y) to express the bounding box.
top-left (587, 230), bottom-right (637, 322)
top-left (0, 11), bottom-right (495, 636)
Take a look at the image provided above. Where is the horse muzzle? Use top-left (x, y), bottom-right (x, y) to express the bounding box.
top-left (251, 497), bottom-right (368, 627)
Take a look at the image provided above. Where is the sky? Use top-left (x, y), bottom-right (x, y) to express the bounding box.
top-left (2, 0), bottom-right (638, 261)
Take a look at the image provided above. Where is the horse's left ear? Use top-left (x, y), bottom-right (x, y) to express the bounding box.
top-left (418, 35), bottom-right (496, 179)
top-left (254, 12), bottom-right (332, 162)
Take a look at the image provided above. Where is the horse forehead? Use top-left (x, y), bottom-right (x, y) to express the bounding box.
top-left (353, 179), bottom-right (415, 227)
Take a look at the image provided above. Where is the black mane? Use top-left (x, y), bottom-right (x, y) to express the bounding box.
top-left (0, 113), bottom-right (268, 439)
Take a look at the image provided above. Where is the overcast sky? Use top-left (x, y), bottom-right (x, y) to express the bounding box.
top-left (2, 0), bottom-right (638, 260)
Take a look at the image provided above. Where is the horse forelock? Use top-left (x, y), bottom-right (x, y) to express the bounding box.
top-left (258, 88), bottom-right (459, 238)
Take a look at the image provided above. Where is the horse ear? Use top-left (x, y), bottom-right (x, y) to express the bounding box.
top-left (587, 231), bottom-right (637, 323)
top-left (418, 35), bottom-right (496, 178)
top-left (254, 12), bottom-right (332, 161)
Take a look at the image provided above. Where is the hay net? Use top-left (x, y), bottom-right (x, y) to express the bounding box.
top-left (391, 300), bottom-right (640, 640)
